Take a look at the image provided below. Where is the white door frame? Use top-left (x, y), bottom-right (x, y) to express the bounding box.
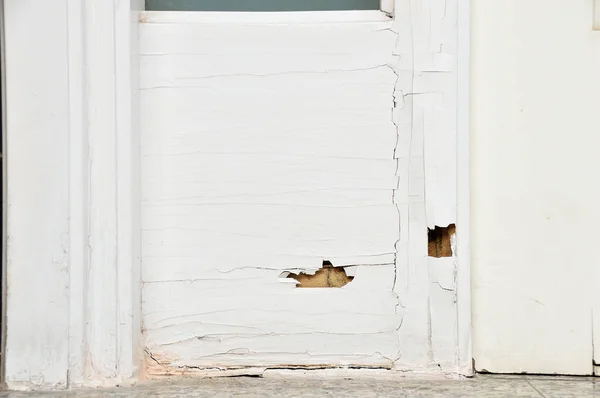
top-left (2, 0), bottom-right (143, 390)
top-left (1, 0), bottom-right (471, 390)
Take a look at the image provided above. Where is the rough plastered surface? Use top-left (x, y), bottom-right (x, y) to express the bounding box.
top-left (140, 0), bottom-right (457, 375)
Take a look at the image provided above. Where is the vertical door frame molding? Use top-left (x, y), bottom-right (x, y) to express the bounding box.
top-left (64, 0), bottom-right (144, 387)
top-left (2, 0), bottom-right (142, 390)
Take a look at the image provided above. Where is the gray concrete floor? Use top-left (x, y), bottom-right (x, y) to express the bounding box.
top-left (0, 373), bottom-right (597, 397)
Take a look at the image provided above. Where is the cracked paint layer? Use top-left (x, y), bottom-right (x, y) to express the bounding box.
top-left (141, 0), bottom-right (457, 375)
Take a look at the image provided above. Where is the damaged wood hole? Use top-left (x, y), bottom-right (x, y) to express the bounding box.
top-left (284, 260), bottom-right (354, 288)
top-left (428, 224), bottom-right (456, 258)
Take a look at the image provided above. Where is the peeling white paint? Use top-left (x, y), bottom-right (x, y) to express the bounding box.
top-left (141, 0), bottom-right (459, 374)
top-left (3, 0), bottom-right (464, 390)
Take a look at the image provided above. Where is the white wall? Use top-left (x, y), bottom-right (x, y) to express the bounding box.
top-left (140, 0), bottom-right (462, 375)
top-left (472, 0), bottom-right (600, 375)
top-left (4, 0), bottom-right (71, 387)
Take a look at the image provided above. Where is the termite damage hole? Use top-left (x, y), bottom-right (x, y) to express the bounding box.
top-left (286, 260), bottom-right (354, 288)
top-left (428, 224), bottom-right (456, 258)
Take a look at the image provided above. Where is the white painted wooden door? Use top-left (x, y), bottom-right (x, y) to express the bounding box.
top-left (472, 0), bottom-right (600, 375)
top-left (139, 2), bottom-right (460, 374)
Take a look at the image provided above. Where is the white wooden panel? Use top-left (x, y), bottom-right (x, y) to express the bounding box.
top-left (141, 0), bottom-right (460, 374)
top-left (472, 0), bottom-right (600, 375)
top-left (141, 18), bottom-right (402, 370)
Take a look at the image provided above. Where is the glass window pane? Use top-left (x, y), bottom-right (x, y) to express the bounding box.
top-left (145, 0), bottom-right (380, 11)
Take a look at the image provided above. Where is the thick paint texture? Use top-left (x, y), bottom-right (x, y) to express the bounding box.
top-left (3, 0), bottom-right (460, 390)
top-left (141, 1), bottom-right (458, 373)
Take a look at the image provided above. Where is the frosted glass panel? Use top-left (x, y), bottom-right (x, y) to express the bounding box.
top-left (146, 0), bottom-right (380, 11)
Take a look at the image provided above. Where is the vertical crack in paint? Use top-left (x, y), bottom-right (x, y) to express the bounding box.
top-left (391, 0), bottom-right (418, 365)
top-left (388, 9), bottom-right (404, 366)
top-left (389, 61), bottom-right (400, 307)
